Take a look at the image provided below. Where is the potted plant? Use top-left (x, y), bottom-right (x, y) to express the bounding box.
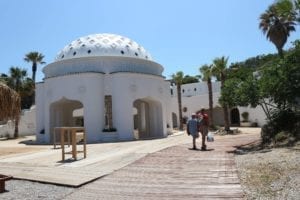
top-left (240, 111), bottom-right (252, 127)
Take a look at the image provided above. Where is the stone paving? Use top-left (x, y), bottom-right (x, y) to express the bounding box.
top-left (63, 129), bottom-right (260, 199)
top-left (0, 132), bottom-right (190, 186)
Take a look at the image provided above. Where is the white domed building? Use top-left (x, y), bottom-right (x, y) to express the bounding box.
top-left (36, 33), bottom-right (173, 143)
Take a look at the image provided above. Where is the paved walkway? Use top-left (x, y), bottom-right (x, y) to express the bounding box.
top-left (0, 128), bottom-right (260, 199)
top-left (64, 130), bottom-right (260, 200)
top-left (0, 132), bottom-right (189, 186)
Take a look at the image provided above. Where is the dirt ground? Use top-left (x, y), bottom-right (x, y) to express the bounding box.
top-left (0, 147), bottom-right (45, 156)
top-left (0, 136), bottom-right (47, 157)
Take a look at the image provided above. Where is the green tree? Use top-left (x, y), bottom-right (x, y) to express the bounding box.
top-left (24, 52), bottom-right (45, 83)
top-left (171, 71), bottom-right (184, 130)
top-left (212, 56), bottom-right (230, 131)
top-left (296, 0), bottom-right (300, 22)
top-left (182, 75), bottom-right (199, 84)
top-left (1, 71), bottom-right (34, 109)
top-left (199, 64), bottom-right (214, 127)
top-left (259, 0), bottom-right (297, 58)
top-left (222, 40), bottom-right (300, 142)
top-left (7, 67), bottom-right (27, 92)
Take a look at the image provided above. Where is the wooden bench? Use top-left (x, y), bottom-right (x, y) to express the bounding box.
top-left (0, 174), bottom-right (12, 193)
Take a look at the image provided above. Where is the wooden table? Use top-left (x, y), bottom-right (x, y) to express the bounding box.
top-left (54, 127), bottom-right (87, 161)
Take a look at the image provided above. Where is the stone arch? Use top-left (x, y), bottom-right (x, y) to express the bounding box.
top-left (49, 97), bottom-right (83, 143)
top-left (133, 97), bottom-right (163, 139)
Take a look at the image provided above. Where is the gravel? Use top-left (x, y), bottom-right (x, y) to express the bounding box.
top-left (0, 180), bottom-right (75, 200)
top-left (235, 145), bottom-right (300, 200)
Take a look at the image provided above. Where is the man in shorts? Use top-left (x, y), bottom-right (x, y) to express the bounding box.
top-left (198, 108), bottom-right (209, 150)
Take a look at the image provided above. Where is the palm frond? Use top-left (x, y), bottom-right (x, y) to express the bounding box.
top-left (0, 83), bottom-right (21, 122)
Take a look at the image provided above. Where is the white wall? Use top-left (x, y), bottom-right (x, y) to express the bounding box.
top-left (239, 106), bottom-right (267, 127)
top-left (36, 72), bottom-right (172, 143)
top-left (170, 81), bottom-right (267, 127)
top-left (36, 73), bottom-right (105, 143)
top-left (111, 73), bottom-right (170, 140)
top-left (0, 106), bottom-right (36, 138)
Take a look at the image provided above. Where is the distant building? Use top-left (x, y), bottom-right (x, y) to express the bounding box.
top-left (170, 82), bottom-right (267, 127)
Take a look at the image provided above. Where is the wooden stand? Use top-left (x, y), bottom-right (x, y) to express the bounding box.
top-left (54, 127), bottom-right (87, 161)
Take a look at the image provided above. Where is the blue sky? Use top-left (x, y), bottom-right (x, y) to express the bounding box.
top-left (0, 0), bottom-right (299, 82)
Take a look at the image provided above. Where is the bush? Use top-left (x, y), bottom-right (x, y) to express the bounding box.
top-left (274, 131), bottom-right (288, 142)
top-left (269, 109), bottom-right (298, 133)
top-left (241, 112), bottom-right (249, 122)
top-left (261, 109), bottom-right (300, 145)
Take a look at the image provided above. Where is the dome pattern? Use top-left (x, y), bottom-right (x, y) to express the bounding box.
top-left (55, 33), bottom-right (153, 61)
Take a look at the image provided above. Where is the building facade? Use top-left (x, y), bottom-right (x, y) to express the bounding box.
top-left (170, 82), bottom-right (267, 127)
top-left (36, 33), bottom-right (173, 143)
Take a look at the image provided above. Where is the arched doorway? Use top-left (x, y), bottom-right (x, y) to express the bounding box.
top-left (50, 97), bottom-right (83, 143)
top-left (230, 108), bottom-right (240, 126)
top-left (133, 98), bottom-right (163, 139)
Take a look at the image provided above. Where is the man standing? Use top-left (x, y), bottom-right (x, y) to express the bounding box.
top-left (187, 113), bottom-right (200, 150)
top-left (198, 108), bottom-right (209, 150)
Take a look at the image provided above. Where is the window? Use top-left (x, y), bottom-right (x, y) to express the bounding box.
top-left (104, 95), bottom-right (113, 129)
top-left (135, 52), bottom-right (138, 56)
top-left (194, 88), bottom-right (197, 91)
top-left (73, 51), bottom-right (76, 56)
top-left (120, 50), bottom-right (124, 54)
top-left (182, 89), bottom-right (185, 93)
top-left (87, 49), bottom-right (91, 54)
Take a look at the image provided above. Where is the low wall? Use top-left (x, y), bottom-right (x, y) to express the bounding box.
top-left (0, 106), bottom-right (36, 138)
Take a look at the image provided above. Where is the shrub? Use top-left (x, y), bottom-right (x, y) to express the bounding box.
top-left (241, 112), bottom-right (249, 122)
top-left (261, 109), bottom-right (300, 145)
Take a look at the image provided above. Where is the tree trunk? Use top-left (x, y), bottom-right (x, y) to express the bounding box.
top-left (207, 79), bottom-right (214, 127)
top-left (13, 117), bottom-right (19, 138)
top-left (32, 62), bottom-right (37, 83)
top-left (223, 105), bottom-right (230, 131)
top-left (277, 47), bottom-right (284, 59)
top-left (221, 75), bottom-right (230, 131)
top-left (177, 84), bottom-right (183, 130)
top-left (32, 62), bottom-right (37, 105)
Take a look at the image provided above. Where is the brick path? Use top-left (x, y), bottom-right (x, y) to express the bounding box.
top-left (64, 133), bottom-right (259, 199)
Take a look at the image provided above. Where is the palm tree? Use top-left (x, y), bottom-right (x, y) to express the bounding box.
top-left (212, 56), bottom-right (230, 131)
top-left (171, 71), bottom-right (184, 130)
top-left (0, 83), bottom-right (21, 138)
top-left (6, 67), bottom-right (28, 138)
top-left (24, 52), bottom-right (45, 83)
top-left (8, 67), bottom-right (27, 92)
top-left (199, 64), bottom-right (214, 127)
top-left (259, 1), bottom-right (297, 58)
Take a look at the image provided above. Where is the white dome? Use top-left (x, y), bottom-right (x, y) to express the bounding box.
top-left (55, 33), bottom-right (153, 61)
